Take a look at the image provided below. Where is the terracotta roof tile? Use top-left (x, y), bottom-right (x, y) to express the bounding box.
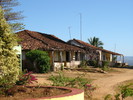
top-left (73, 39), bottom-right (122, 55)
top-left (17, 30), bottom-right (84, 52)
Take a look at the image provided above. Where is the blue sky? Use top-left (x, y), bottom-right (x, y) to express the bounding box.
top-left (16, 0), bottom-right (133, 56)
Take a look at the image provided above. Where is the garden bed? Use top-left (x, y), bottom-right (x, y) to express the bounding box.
top-left (0, 86), bottom-right (71, 100)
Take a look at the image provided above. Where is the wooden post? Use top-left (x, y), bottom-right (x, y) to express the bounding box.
top-left (69, 51), bottom-right (71, 68)
top-left (123, 55), bottom-right (124, 63)
top-left (60, 51), bottom-right (63, 63)
top-left (60, 51), bottom-right (63, 70)
top-left (52, 51), bottom-right (55, 71)
top-left (77, 52), bottom-right (79, 61)
top-left (69, 51), bottom-right (71, 62)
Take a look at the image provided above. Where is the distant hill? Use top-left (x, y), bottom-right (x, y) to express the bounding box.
top-left (124, 56), bottom-right (133, 66)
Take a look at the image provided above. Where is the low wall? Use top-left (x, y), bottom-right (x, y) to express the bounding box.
top-left (54, 62), bottom-right (64, 70)
top-left (54, 61), bottom-right (81, 70)
top-left (66, 61), bottom-right (81, 68)
top-left (26, 86), bottom-right (84, 100)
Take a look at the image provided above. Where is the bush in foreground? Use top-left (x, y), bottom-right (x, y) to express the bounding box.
top-left (0, 6), bottom-right (20, 88)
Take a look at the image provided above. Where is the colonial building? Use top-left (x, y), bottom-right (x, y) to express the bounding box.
top-left (68, 39), bottom-right (124, 66)
top-left (17, 30), bottom-right (85, 71)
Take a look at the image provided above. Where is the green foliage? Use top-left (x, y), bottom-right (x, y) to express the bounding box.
top-left (26, 50), bottom-right (50, 73)
top-left (102, 61), bottom-right (110, 67)
top-left (88, 36), bottom-right (104, 48)
top-left (101, 66), bottom-right (110, 71)
top-left (0, 78), bottom-right (14, 94)
top-left (112, 56), bottom-right (117, 62)
top-left (49, 72), bottom-right (72, 86)
top-left (49, 72), bottom-right (95, 99)
top-left (85, 84), bottom-right (96, 97)
top-left (101, 61), bottom-right (110, 71)
top-left (120, 83), bottom-right (133, 99)
top-left (49, 72), bottom-right (91, 89)
top-left (104, 94), bottom-right (113, 100)
top-left (78, 60), bottom-right (88, 68)
top-left (67, 74), bottom-right (91, 88)
top-left (0, 7), bottom-right (20, 87)
top-left (114, 94), bottom-right (120, 100)
top-left (61, 64), bottom-right (64, 71)
top-left (88, 60), bottom-right (97, 66)
top-left (105, 83), bottom-right (133, 100)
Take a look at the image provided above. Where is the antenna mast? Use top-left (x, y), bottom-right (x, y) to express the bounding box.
top-left (114, 44), bottom-right (116, 52)
top-left (80, 13), bottom-right (82, 40)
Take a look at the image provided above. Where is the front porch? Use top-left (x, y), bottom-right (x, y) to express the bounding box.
top-left (49, 51), bottom-right (82, 71)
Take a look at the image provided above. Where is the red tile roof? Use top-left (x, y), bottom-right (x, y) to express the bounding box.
top-left (73, 39), bottom-right (122, 55)
top-left (17, 30), bottom-right (84, 52)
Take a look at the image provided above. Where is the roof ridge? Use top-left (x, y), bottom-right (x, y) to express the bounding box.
top-left (25, 30), bottom-right (49, 46)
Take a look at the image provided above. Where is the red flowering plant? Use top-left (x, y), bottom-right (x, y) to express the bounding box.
top-left (16, 71), bottom-right (38, 85)
top-left (85, 84), bottom-right (96, 90)
top-left (84, 84), bottom-right (96, 98)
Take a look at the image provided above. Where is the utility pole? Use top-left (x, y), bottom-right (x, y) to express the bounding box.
top-left (80, 13), bottom-right (82, 40)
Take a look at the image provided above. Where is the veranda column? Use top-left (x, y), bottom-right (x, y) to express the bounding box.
top-left (110, 54), bottom-right (112, 62)
top-left (69, 51), bottom-right (72, 68)
top-left (78, 52), bottom-right (80, 61)
top-left (60, 51), bottom-right (63, 63)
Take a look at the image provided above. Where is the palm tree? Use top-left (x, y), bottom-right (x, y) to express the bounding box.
top-left (88, 37), bottom-right (104, 48)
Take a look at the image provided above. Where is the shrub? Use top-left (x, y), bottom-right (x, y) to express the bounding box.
top-left (104, 94), bottom-right (113, 100)
top-left (88, 60), bottom-right (97, 66)
top-left (102, 66), bottom-right (110, 71)
top-left (26, 50), bottom-right (50, 73)
top-left (49, 72), bottom-right (95, 99)
top-left (49, 72), bottom-right (91, 88)
top-left (102, 61), bottom-right (110, 67)
top-left (61, 64), bottom-right (64, 71)
top-left (104, 83), bottom-right (133, 100)
top-left (49, 72), bottom-right (72, 86)
top-left (66, 74), bottom-right (91, 88)
top-left (16, 71), bottom-right (38, 85)
top-left (101, 61), bottom-right (110, 71)
top-left (0, 7), bottom-right (20, 88)
top-left (120, 83), bottom-right (133, 99)
top-left (78, 60), bottom-right (88, 68)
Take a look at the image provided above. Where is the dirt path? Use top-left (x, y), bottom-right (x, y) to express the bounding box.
top-left (33, 68), bottom-right (133, 100)
top-left (92, 69), bottom-right (133, 100)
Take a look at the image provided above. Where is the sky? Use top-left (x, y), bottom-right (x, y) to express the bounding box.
top-left (16, 0), bottom-right (133, 56)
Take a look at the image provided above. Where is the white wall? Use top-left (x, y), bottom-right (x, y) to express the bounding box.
top-left (54, 61), bottom-right (81, 70)
top-left (13, 45), bottom-right (22, 54)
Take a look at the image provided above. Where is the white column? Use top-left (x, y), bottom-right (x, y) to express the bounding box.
top-left (78, 52), bottom-right (80, 61)
top-left (98, 50), bottom-right (102, 61)
top-left (60, 51), bottom-right (63, 63)
top-left (120, 55), bottom-right (122, 63)
top-left (110, 54), bottom-right (112, 62)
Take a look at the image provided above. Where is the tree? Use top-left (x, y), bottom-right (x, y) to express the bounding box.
top-left (26, 50), bottom-right (50, 73)
top-left (88, 37), bottom-right (104, 48)
top-left (0, 6), bottom-right (20, 86)
top-left (0, 0), bottom-right (24, 31)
